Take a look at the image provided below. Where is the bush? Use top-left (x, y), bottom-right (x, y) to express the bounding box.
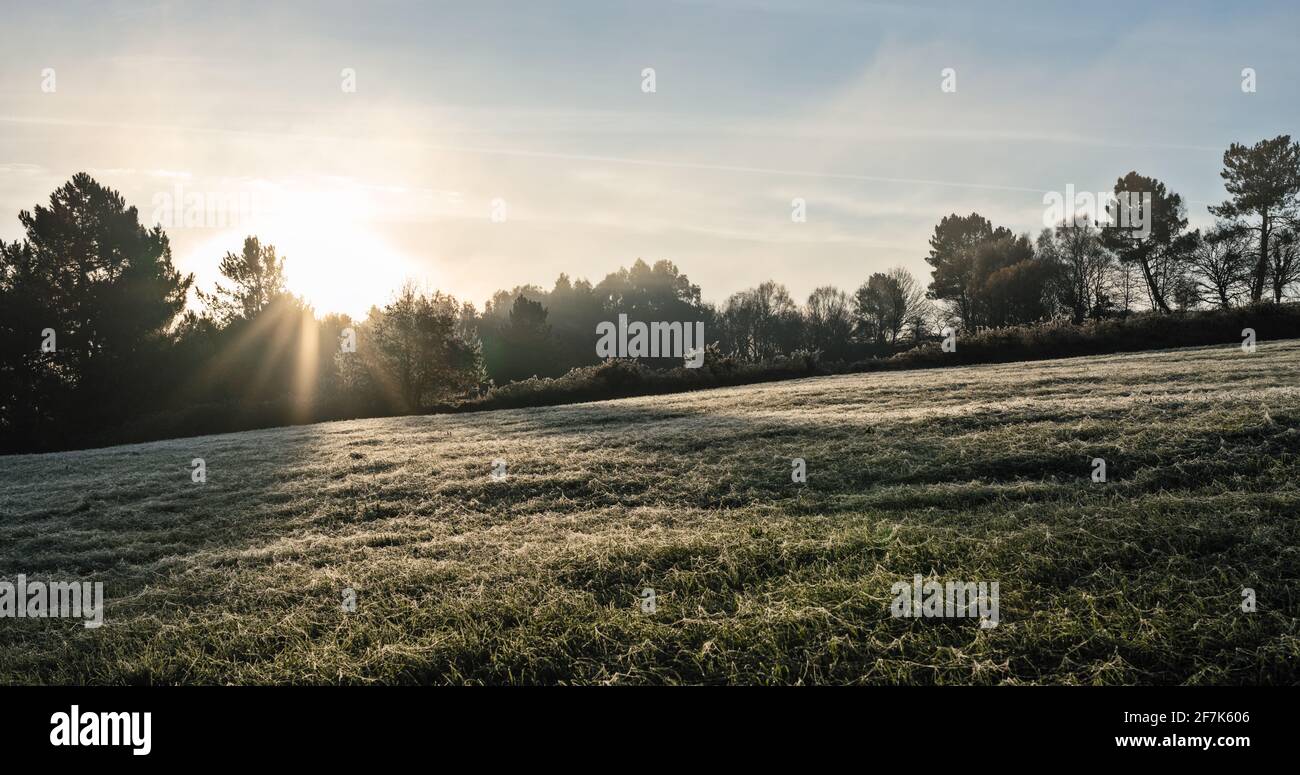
top-left (885, 303), bottom-right (1300, 371)
top-left (459, 303), bottom-right (1300, 414)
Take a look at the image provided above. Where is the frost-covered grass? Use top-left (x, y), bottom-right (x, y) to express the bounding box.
top-left (1, 340), bottom-right (1298, 684)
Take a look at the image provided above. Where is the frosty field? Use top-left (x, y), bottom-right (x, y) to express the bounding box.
top-left (1, 341), bottom-right (1298, 685)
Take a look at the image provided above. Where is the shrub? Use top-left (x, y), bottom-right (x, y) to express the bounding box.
top-left (459, 303), bottom-right (1300, 414)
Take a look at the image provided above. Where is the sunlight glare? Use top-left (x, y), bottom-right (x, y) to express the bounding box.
top-left (268, 189), bottom-right (416, 319)
top-left (182, 185), bottom-right (421, 320)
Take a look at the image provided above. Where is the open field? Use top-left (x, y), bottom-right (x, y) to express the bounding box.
top-left (2, 341), bottom-right (1298, 685)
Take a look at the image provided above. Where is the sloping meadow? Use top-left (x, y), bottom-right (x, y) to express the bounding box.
top-left (1, 340), bottom-right (1297, 684)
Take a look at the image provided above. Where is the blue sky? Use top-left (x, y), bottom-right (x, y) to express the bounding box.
top-left (2, 0), bottom-right (1298, 316)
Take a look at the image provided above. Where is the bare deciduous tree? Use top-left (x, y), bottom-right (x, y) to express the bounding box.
top-left (1187, 223), bottom-right (1252, 308)
top-left (1037, 223), bottom-right (1113, 322)
top-left (1267, 228), bottom-right (1300, 303)
top-left (804, 286), bottom-right (854, 360)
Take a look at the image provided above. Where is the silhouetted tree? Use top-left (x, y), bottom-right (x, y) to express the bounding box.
top-left (198, 236), bottom-right (289, 324)
top-left (719, 281), bottom-right (801, 360)
top-left (476, 260), bottom-right (711, 378)
top-left (1109, 260), bottom-right (1143, 315)
top-left (595, 258), bottom-right (702, 320)
top-left (1172, 275), bottom-right (1201, 312)
top-left (924, 213), bottom-right (1012, 329)
top-left (1267, 227), bottom-right (1300, 303)
top-left (341, 283), bottom-right (483, 411)
top-left (1037, 222), bottom-right (1113, 323)
top-left (1187, 223), bottom-right (1252, 308)
top-left (546, 273), bottom-right (606, 369)
top-left (804, 286), bottom-right (853, 359)
top-left (884, 267), bottom-right (929, 342)
top-left (854, 275), bottom-right (889, 346)
top-left (1100, 172), bottom-right (1195, 314)
top-left (971, 233), bottom-right (1055, 327)
top-left (1210, 135), bottom-right (1300, 302)
top-left (0, 173), bottom-right (191, 450)
top-left (480, 294), bottom-right (558, 383)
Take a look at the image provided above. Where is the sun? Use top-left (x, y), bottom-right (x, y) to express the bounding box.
top-left (264, 189), bottom-right (417, 319)
top-left (182, 184), bottom-right (422, 321)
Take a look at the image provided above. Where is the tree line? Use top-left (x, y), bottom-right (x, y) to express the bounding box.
top-left (2, 134), bottom-right (1298, 452)
top-left (926, 136), bottom-right (1300, 329)
top-left (0, 174), bottom-right (933, 452)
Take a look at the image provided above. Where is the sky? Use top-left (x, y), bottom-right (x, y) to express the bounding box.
top-left (2, 0), bottom-right (1299, 318)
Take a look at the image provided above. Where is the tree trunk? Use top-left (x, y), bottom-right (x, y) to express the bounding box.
top-left (1252, 212), bottom-right (1270, 302)
top-left (1138, 257), bottom-right (1171, 313)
